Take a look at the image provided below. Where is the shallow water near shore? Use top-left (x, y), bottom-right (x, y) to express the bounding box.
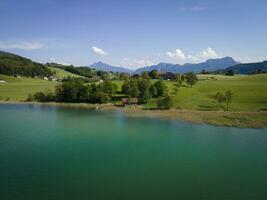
top-left (1, 103), bottom-right (267, 200)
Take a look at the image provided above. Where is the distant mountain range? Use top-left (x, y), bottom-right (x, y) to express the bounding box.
top-left (135, 57), bottom-right (239, 74)
top-left (217, 60), bottom-right (267, 74)
top-left (89, 61), bottom-right (132, 73)
top-left (1, 50), bottom-right (266, 76)
top-left (88, 57), bottom-right (239, 74)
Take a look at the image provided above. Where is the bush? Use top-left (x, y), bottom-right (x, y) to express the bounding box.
top-left (33, 91), bottom-right (55, 102)
top-left (90, 92), bottom-right (110, 104)
top-left (225, 70), bottom-right (235, 76)
top-left (26, 94), bottom-right (34, 101)
top-left (154, 80), bottom-right (168, 97)
top-left (157, 96), bottom-right (172, 109)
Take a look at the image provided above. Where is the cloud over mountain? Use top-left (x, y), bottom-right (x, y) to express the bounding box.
top-left (165, 47), bottom-right (218, 63)
top-left (91, 46), bottom-right (108, 56)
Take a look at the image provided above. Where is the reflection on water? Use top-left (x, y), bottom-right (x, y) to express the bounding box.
top-left (0, 103), bottom-right (267, 200)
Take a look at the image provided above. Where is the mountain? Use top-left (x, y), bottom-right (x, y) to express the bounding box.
top-left (217, 60), bottom-right (267, 74)
top-left (0, 50), bottom-right (53, 77)
top-left (134, 57), bottom-right (238, 74)
top-left (89, 61), bottom-right (133, 73)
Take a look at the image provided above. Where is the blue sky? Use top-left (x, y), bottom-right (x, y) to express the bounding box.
top-left (0, 0), bottom-right (267, 69)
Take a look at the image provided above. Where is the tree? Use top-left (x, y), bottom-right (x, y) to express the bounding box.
top-left (122, 79), bottom-right (140, 98)
top-left (90, 91), bottom-right (110, 103)
top-left (102, 81), bottom-right (118, 95)
top-left (185, 72), bottom-right (197, 88)
top-left (149, 85), bottom-right (158, 98)
top-left (122, 80), bottom-right (130, 94)
top-left (181, 74), bottom-right (185, 82)
top-left (214, 91), bottom-right (233, 111)
top-left (128, 80), bottom-right (140, 97)
top-left (32, 90), bottom-right (55, 102)
top-left (225, 69), bottom-right (235, 76)
top-left (141, 71), bottom-right (149, 79)
top-left (215, 92), bottom-right (225, 111)
top-left (225, 91), bottom-right (233, 111)
top-left (154, 80), bottom-right (168, 97)
top-left (55, 80), bottom-right (89, 102)
top-left (138, 78), bottom-right (151, 103)
top-left (201, 69), bottom-right (209, 74)
top-left (157, 96), bottom-right (172, 109)
top-left (119, 73), bottom-right (129, 81)
top-left (149, 70), bottom-right (158, 79)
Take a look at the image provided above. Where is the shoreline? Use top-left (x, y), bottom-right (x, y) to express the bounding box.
top-left (1, 100), bottom-right (267, 128)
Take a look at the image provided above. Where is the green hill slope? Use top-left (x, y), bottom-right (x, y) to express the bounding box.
top-left (0, 51), bottom-right (53, 77)
top-left (217, 60), bottom-right (267, 74)
top-left (144, 74), bottom-right (267, 112)
top-left (0, 74), bottom-right (57, 101)
top-left (47, 66), bottom-right (83, 79)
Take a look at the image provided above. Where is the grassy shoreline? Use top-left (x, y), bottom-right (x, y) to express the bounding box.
top-left (1, 100), bottom-right (267, 128)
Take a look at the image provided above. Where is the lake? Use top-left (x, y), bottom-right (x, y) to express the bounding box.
top-left (0, 103), bottom-right (267, 200)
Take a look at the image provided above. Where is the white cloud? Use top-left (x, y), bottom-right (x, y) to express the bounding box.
top-left (91, 46), bottom-right (108, 56)
top-left (165, 47), bottom-right (218, 63)
top-left (120, 58), bottom-right (154, 69)
top-left (166, 49), bottom-right (186, 60)
top-left (49, 58), bottom-right (70, 66)
top-left (188, 47), bottom-right (218, 62)
top-left (234, 56), bottom-right (267, 63)
top-left (0, 41), bottom-right (44, 50)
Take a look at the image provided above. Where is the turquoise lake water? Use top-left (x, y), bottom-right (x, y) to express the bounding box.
top-left (0, 104), bottom-right (267, 200)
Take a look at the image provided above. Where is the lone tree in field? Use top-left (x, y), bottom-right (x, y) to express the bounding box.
top-left (185, 72), bottom-right (197, 88)
top-left (215, 92), bottom-right (226, 111)
top-left (225, 91), bottom-right (233, 111)
top-left (214, 91), bottom-right (233, 111)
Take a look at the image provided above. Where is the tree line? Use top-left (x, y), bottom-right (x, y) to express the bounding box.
top-left (28, 70), bottom-right (199, 110)
top-left (28, 79), bottom-right (118, 104)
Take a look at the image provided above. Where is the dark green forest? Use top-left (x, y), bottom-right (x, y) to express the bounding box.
top-left (0, 51), bottom-right (53, 77)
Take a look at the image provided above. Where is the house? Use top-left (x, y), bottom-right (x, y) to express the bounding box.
top-left (49, 76), bottom-right (58, 81)
top-left (122, 98), bottom-right (138, 106)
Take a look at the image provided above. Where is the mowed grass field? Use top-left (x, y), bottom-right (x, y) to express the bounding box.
top-left (0, 67), bottom-right (83, 101)
top-left (48, 66), bottom-right (83, 79)
top-left (1, 73), bottom-right (267, 112)
top-left (143, 74), bottom-right (267, 111)
top-left (0, 74), bottom-right (57, 101)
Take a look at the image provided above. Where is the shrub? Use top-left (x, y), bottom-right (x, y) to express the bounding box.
top-left (157, 96), bottom-right (172, 109)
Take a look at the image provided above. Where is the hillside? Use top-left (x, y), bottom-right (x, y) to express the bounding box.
top-left (1, 72), bottom-right (267, 112)
top-left (47, 66), bottom-right (83, 79)
top-left (0, 51), bottom-right (53, 77)
top-left (46, 63), bottom-right (98, 78)
top-left (143, 74), bottom-right (267, 112)
top-left (218, 60), bottom-right (267, 74)
top-left (0, 74), bottom-right (57, 101)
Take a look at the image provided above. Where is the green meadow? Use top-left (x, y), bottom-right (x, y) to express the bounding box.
top-left (0, 67), bottom-right (82, 101)
top-left (144, 74), bottom-right (267, 111)
top-left (47, 66), bottom-right (83, 79)
top-left (0, 74), bottom-right (57, 101)
top-left (1, 73), bottom-right (267, 112)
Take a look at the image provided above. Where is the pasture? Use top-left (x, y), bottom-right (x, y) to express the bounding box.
top-left (1, 73), bottom-right (267, 112)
